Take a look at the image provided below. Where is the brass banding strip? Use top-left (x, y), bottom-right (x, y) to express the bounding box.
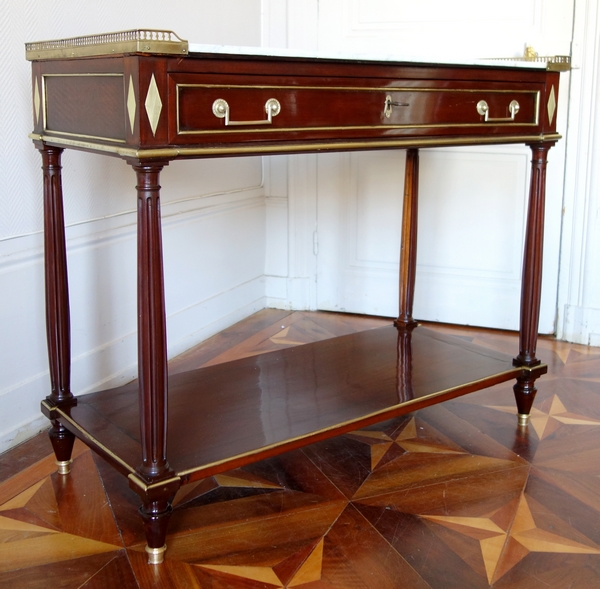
top-left (29, 132), bottom-right (562, 159)
top-left (176, 84), bottom-right (541, 135)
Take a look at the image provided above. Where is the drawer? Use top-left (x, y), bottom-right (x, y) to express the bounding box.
top-left (171, 75), bottom-right (541, 144)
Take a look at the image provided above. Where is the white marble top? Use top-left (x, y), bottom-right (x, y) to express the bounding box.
top-left (188, 43), bottom-right (546, 69)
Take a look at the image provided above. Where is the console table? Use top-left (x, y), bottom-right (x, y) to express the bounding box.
top-left (26, 30), bottom-right (562, 564)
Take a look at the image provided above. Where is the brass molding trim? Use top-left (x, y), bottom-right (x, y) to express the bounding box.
top-left (176, 84), bottom-right (541, 135)
top-left (26, 29), bottom-right (188, 60)
top-left (176, 365), bottom-right (544, 479)
top-left (42, 74), bottom-right (127, 144)
top-left (128, 474), bottom-right (182, 494)
top-left (29, 132), bottom-right (562, 159)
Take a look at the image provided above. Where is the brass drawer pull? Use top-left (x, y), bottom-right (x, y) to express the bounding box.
top-left (476, 99), bottom-right (520, 122)
top-left (384, 94), bottom-right (410, 118)
top-left (212, 97), bottom-right (281, 126)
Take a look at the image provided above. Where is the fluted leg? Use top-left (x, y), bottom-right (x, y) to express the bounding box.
top-left (513, 141), bottom-right (555, 425)
top-left (133, 161), bottom-right (170, 480)
top-left (39, 145), bottom-right (76, 474)
top-left (130, 161), bottom-right (175, 563)
top-left (395, 149), bottom-right (420, 329)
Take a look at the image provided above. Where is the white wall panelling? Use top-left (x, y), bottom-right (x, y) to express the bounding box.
top-left (317, 0), bottom-right (573, 58)
top-left (315, 145), bottom-right (562, 330)
top-left (0, 0), bottom-right (265, 451)
top-left (265, 0), bottom-right (571, 331)
top-left (557, 0), bottom-right (600, 345)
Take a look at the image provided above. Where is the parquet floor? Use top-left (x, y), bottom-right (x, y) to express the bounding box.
top-left (2, 310), bottom-right (600, 588)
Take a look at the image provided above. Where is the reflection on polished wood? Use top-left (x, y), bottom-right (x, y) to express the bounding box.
top-left (2, 310), bottom-right (600, 588)
top-left (59, 323), bottom-right (543, 484)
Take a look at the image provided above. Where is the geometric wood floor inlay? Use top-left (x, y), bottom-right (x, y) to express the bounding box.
top-left (485, 394), bottom-right (600, 440)
top-left (2, 310), bottom-right (600, 588)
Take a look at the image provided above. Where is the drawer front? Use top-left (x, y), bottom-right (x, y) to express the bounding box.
top-left (172, 76), bottom-right (541, 144)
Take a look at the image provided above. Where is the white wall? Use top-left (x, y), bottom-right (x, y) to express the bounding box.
top-left (261, 0), bottom-right (573, 332)
top-left (0, 0), bottom-right (265, 451)
top-left (556, 0), bottom-right (600, 346)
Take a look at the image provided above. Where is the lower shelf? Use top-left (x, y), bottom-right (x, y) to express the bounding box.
top-left (53, 324), bottom-right (546, 484)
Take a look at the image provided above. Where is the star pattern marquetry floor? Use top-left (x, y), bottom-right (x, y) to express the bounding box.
top-left (2, 310), bottom-right (600, 588)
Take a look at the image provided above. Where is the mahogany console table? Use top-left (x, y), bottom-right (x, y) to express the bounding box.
top-left (26, 30), bottom-right (562, 564)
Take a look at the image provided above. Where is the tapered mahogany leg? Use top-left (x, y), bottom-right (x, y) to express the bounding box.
top-left (38, 145), bottom-right (76, 474)
top-left (131, 160), bottom-right (174, 563)
top-left (395, 149), bottom-right (420, 329)
top-left (513, 141), bottom-right (555, 425)
top-left (140, 499), bottom-right (173, 564)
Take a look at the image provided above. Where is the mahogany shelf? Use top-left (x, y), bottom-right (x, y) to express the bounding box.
top-left (54, 325), bottom-right (545, 485)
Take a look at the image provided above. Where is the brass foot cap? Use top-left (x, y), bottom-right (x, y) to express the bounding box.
top-left (56, 459), bottom-right (73, 475)
top-left (517, 413), bottom-right (530, 427)
top-left (146, 544), bottom-right (167, 565)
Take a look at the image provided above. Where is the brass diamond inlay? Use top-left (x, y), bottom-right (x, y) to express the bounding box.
top-left (127, 75), bottom-right (136, 134)
top-left (144, 74), bottom-right (162, 136)
top-left (33, 77), bottom-right (41, 126)
top-left (547, 85), bottom-right (557, 126)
